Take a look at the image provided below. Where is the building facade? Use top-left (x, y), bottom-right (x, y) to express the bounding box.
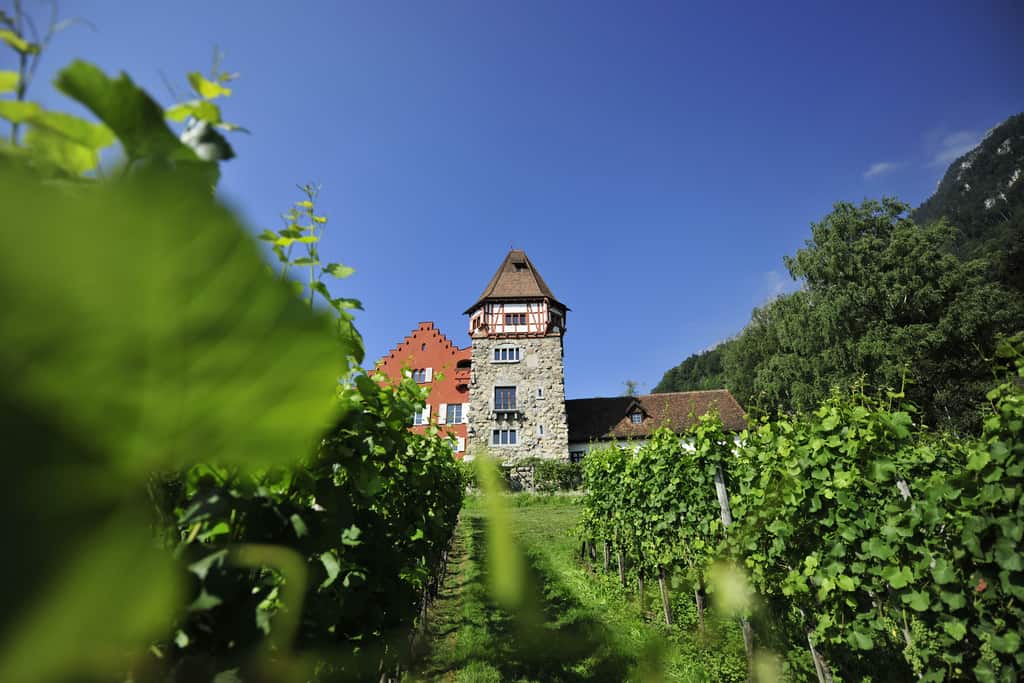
top-left (376, 321), bottom-right (471, 456)
top-left (376, 250), bottom-right (747, 462)
top-left (465, 250), bottom-right (570, 461)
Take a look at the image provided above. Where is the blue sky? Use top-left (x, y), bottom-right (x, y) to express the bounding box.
top-left (13, 0), bottom-right (1023, 399)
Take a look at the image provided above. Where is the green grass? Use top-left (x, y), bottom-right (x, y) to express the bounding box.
top-left (404, 494), bottom-right (749, 682)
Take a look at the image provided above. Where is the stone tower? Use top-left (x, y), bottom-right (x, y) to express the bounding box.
top-left (465, 250), bottom-right (569, 461)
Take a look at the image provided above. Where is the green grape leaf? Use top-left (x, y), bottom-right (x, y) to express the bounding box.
top-left (24, 125), bottom-right (98, 175)
top-left (931, 558), bottom-right (956, 585)
top-left (325, 263), bottom-right (356, 279)
top-left (319, 551), bottom-right (341, 589)
top-left (989, 631), bottom-right (1020, 654)
top-left (942, 620), bottom-right (967, 640)
top-left (0, 514), bottom-right (180, 683)
top-left (902, 590), bottom-right (930, 611)
top-left (966, 450), bottom-right (991, 471)
top-left (847, 629), bottom-right (873, 650)
top-left (0, 99), bottom-right (41, 123)
top-left (341, 525), bottom-right (362, 547)
top-left (165, 99), bottom-right (222, 124)
top-left (188, 72), bottom-right (232, 99)
top-left (882, 565), bottom-right (913, 589)
top-left (0, 69), bottom-right (18, 94)
top-left (0, 167), bottom-right (351, 477)
top-left (55, 60), bottom-right (196, 162)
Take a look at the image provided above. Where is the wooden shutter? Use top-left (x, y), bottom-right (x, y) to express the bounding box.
top-left (438, 403), bottom-right (447, 424)
top-left (456, 437), bottom-right (465, 453)
top-left (424, 367), bottom-right (433, 382)
top-left (422, 405), bottom-right (430, 423)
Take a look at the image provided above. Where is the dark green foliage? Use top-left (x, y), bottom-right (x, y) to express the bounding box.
top-left (510, 458), bottom-right (583, 493)
top-left (722, 198), bottom-right (1024, 431)
top-left (153, 374), bottom-right (464, 682)
top-left (584, 340), bottom-right (1024, 682)
top-left (914, 113), bottom-right (1024, 309)
top-left (914, 114), bottom-right (1024, 268)
top-left (653, 342), bottom-right (732, 393)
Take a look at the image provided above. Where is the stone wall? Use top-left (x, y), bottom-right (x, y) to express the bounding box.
top-left (468, 334), bottom-right (569, 462)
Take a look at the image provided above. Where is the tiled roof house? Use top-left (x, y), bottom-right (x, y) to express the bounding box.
top-left (377, 250), bottom-right (746, 462)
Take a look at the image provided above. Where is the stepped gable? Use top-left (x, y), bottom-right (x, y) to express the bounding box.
top-left (566, 389), bottom-right (746, 442)
top-left (463, 249), bottom-right (567, 313)
top-left (379, 321), bottom-right (470, 369)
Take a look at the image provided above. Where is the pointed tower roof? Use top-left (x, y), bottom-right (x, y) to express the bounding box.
top-left (464, 249), bottom-right (567, 314)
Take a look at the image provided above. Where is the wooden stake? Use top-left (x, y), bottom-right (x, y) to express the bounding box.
top-left (618, 550), bottom-right (626, 587)
top-left (658, 565), bottom-right (673, 625)
top-left (714, 464), bottom-right (733, 526)
top-left (603, 541), bottom-right (611, 572)
top-left (806, 628), bottom-right (833, 683)
top-left (715, 463), bottom-right (756, 681)
top-left (694, 583), bottom-right (706, 632)
top-left (637, 566), bottom-right (645, 607)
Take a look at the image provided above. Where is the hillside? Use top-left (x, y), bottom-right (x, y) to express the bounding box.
top-left (655, 112), bottom-right (1024, 400)
top-left (652, 341), bottom-right (731, 393)
top-left (914, 112), bottom-right (1024, 292)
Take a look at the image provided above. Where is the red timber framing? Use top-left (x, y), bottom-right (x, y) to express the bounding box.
top-left (376, 322), bottom-right (471, 458)
top-left (468, 299), bottom-right (565, 338)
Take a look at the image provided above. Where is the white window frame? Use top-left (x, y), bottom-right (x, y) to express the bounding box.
top-left (445, 403), bottom-right (462, 425)
top-left (491, 346), bottom-right (521, 363)
top-left (412, 405), bottom-right (429, 426)
top-left (630, 411), bottom-right (643, 424)
top-left (491, 429), bottom-right (518, 446)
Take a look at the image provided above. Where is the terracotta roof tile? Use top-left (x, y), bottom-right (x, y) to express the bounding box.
top-left (566, 390), bottom-right (747, 442)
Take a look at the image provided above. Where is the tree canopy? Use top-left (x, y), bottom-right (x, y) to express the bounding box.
top-left (722, 198), bottom-right (1024, 431)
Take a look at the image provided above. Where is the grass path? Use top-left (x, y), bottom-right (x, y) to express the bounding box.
top-left (404, 496), bottom-right (747, 683)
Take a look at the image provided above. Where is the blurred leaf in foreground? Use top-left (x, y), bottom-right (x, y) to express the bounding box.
top-left (0, 165), bottom-right (350, 681)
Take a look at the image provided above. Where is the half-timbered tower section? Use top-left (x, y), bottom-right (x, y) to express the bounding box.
top-left (376, 321), bottom-right (472, 457)
top-left (464, 250), bottom-right (570, 461)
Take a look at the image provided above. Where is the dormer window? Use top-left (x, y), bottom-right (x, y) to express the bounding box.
top-left (630, 411), bottom-right (643, 424)
top-left (513, 261), bottom-right (527, 272)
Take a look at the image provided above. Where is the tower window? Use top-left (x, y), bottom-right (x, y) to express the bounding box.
top-left (494, 386), bottom-right (517, 411)
top-left (492, 429), bottom-right (518, 445)
top-left (493, 347), bottom-right (520, 363)
top-left (538, 424), bottom-right (545, 436)
top-left (513, 262), bottom-right (527, 272)
top-left (537, 387), bottom-right (544, 399)
top-left (504, 313), bottom-right (527, 325)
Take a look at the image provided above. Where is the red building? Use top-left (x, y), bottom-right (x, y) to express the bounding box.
top-left (376, 321), bottom-right (471, 457)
